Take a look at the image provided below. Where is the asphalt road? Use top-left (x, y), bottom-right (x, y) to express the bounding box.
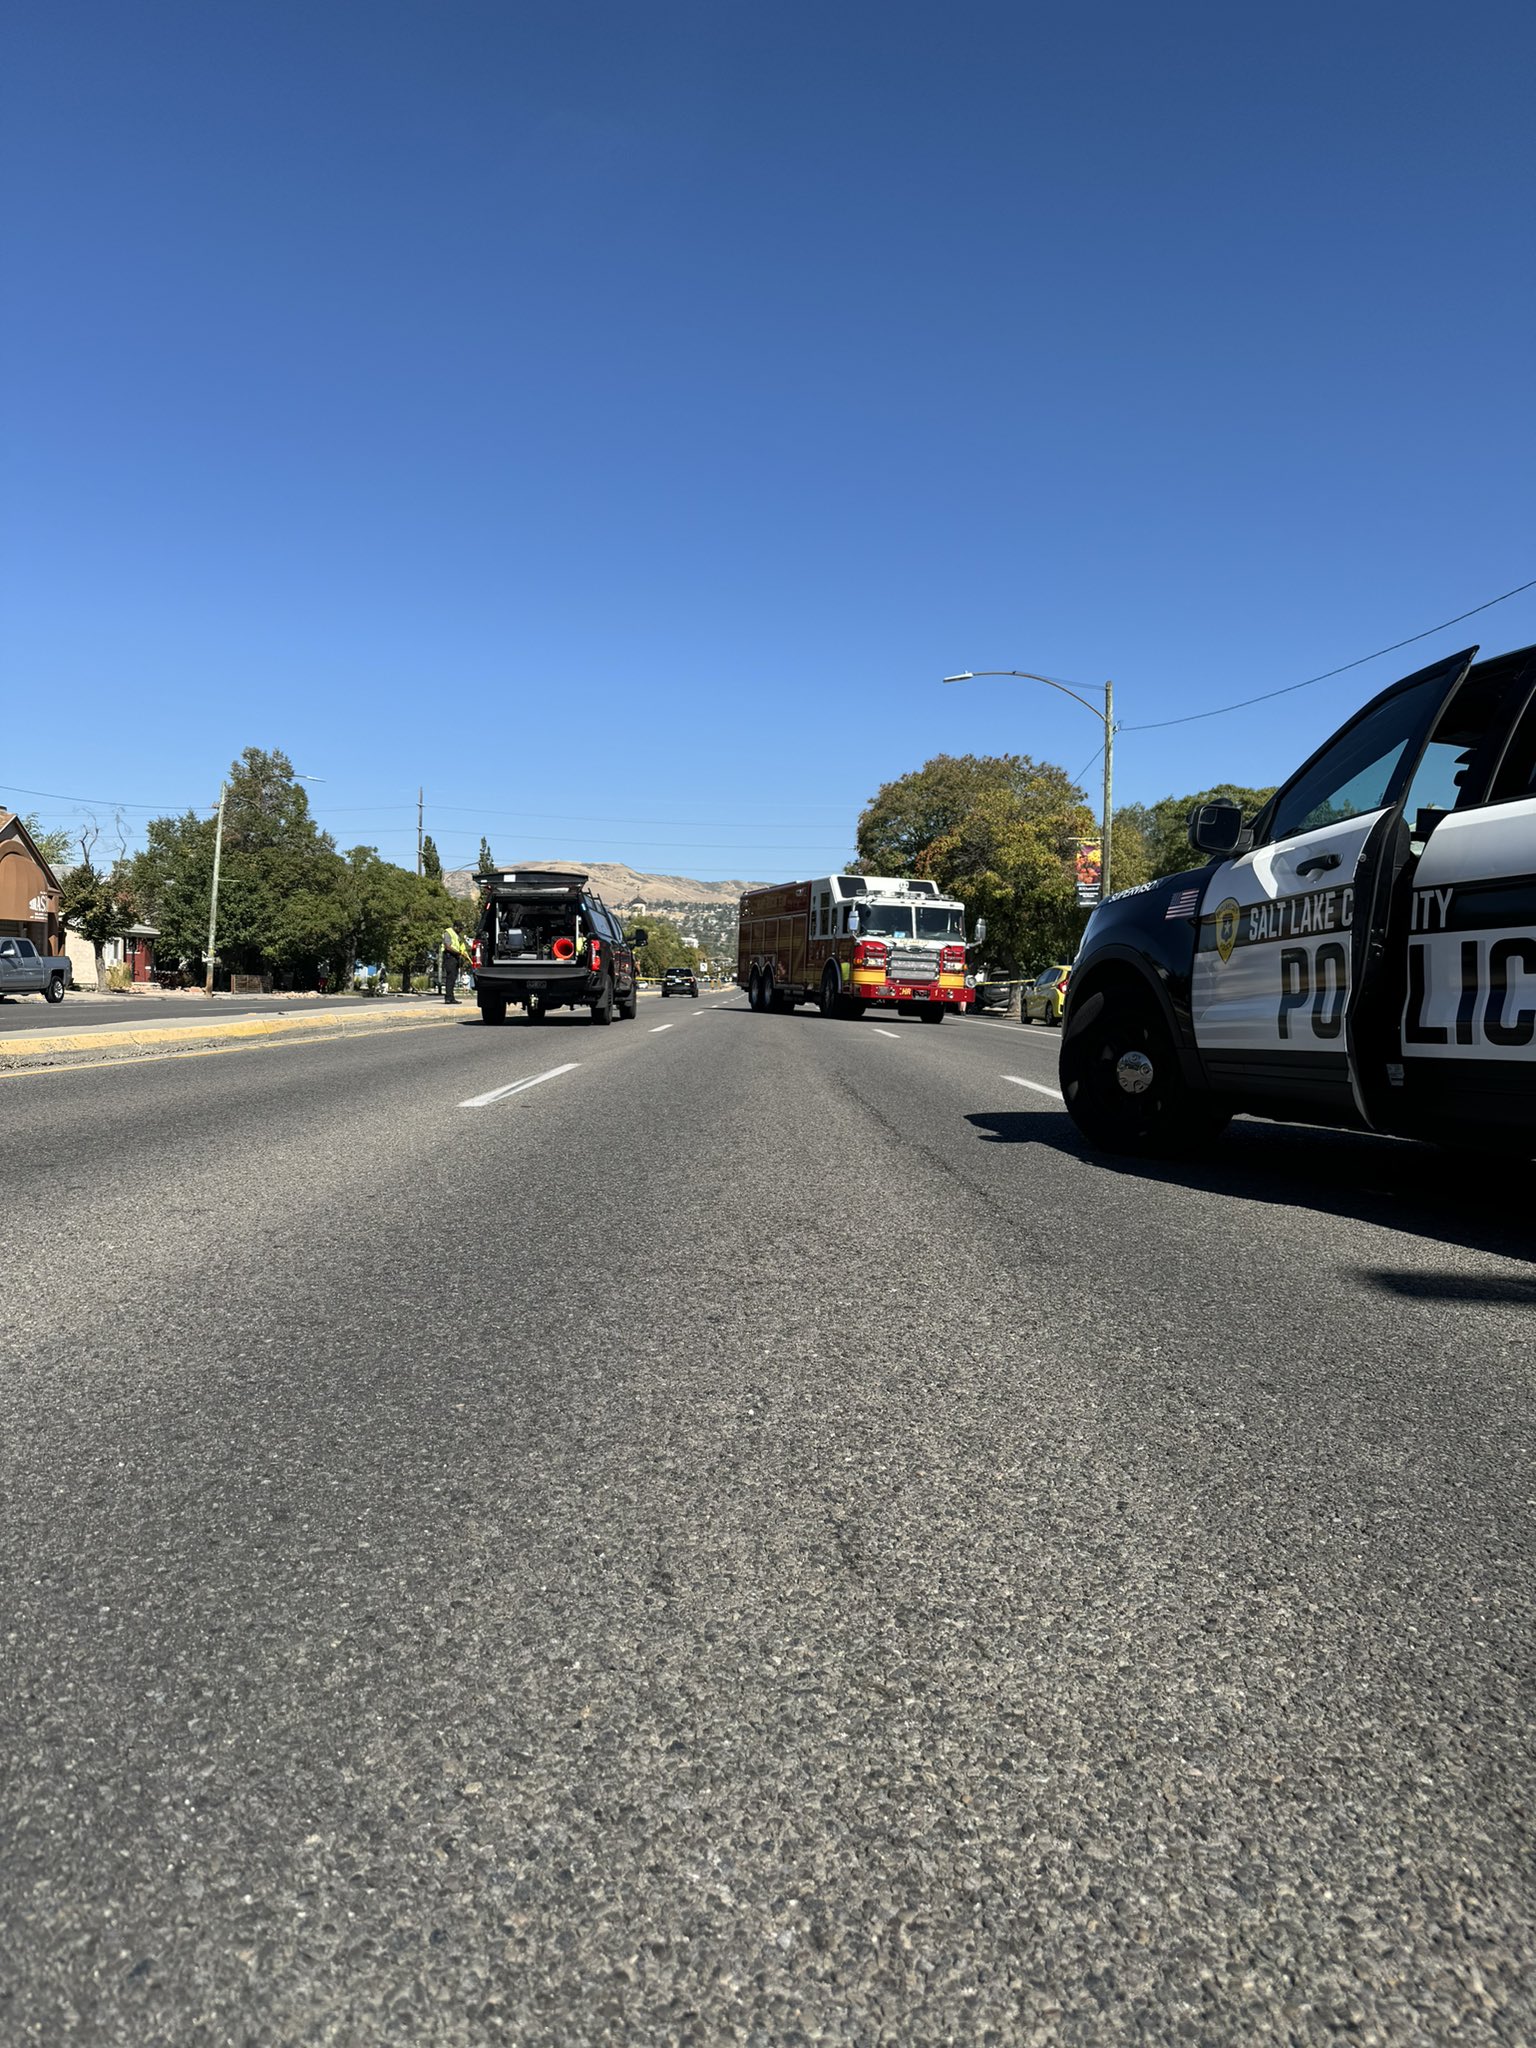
top-left (2, 1001), bottom-right (1532, 2044)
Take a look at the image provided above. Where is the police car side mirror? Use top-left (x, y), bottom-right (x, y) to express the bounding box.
top-left (1188, 802), bottom-right (1252, 858)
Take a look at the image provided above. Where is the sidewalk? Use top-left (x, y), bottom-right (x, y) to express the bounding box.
top-left (0, 1002), bottom-right (462, 1069)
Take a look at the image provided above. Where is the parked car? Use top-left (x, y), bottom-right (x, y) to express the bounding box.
top-left (0, 937), bottom-right (66, 1003)
top-left (972, 975), bottom-right (1014, 1014)
top-left (661, 966), bottom-right (699, 998)
top-left (470, 871), bottom-right (646, 1026)
top-left (1023, 964), bottom-right (1073, 1025)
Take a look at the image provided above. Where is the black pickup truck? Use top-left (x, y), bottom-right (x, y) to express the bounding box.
top-left (470, 871), bottom-right (646, 1026)
top-left (1062, 643), bottom-right (1536, 1157)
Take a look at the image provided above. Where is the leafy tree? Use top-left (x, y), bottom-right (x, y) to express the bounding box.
top-left (631, 914), bottom-right (700, 977)
top-left (127, 749), bottom-right (347, 980)
top-left (21, 813), bottom-right (72, 870)
top-left (856, 753), bottom-right (1097, 974)
top-left (478, 835), bottom-right (496, 875)
top-left (421, 834), bottom-right (443, 881)
top-left (1113, 784), bottom-right (1278, 883)
top-left (60, 833), bottom-right (136, 991)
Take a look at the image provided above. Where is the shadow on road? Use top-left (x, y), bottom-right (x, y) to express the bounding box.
top-left (966, 1107), bottom-right (1536, 1271)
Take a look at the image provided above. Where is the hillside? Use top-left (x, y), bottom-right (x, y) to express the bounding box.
top-left (443, 861), bottom-right (762, 906)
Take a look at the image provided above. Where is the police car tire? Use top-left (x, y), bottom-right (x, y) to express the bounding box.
top-left (480, 995), bottom-right (508, 1026)
top-left (590, 977), bottom-right (616, 1026)
top-left (1061, 980), bottom-right (1229, 1157)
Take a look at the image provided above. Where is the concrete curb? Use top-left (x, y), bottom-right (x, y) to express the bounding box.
top-left (0, 1006), bottom-right (463, 1060)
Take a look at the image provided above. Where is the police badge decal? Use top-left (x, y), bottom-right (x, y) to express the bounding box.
top-left (1214, 898), bottom-right (1242, 964)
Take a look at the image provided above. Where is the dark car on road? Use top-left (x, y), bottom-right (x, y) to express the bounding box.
top-left (661, 966), bottom-right (699, 998)
top-left (470, 871), bottom-right (646, 1026)
top-left (972, 974), bottom-right (1014, 1014)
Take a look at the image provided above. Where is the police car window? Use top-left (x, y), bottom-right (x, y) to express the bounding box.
top-left (916, 906), bottom-right (964, 938)
top-left (1269, 676), bottom-right (1448, 841)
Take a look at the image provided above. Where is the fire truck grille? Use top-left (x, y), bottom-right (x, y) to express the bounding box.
top-left (889, 949), bottom-right (938, 985)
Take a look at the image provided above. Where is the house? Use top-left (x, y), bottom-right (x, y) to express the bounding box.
top-left (0, 812), bottom-right (63, 955)
top-left (63, 919), bottom-right (161, 990)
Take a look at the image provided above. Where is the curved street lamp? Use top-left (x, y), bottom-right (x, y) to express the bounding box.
top-left (942, 669), bottom-right (1115, 900)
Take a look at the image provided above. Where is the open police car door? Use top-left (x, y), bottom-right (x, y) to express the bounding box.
top-left (1387, 646), bottom-right (1536, 1145)
top-left (1190, 648), bottom-right (1478, 1126)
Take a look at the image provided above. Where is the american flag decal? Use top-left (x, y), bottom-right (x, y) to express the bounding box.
top-left (1164, 888), bottom-right (1200, 920)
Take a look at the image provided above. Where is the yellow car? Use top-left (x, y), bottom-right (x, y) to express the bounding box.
top-left (1022, 964), bottom-right (1073, 1025)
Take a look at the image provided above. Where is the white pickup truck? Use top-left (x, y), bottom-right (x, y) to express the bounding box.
top-left (0, 938), bottom-right (68, 1003)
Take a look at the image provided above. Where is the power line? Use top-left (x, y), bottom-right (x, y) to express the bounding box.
top-left (1123, 575), bottom-right (1536, 733)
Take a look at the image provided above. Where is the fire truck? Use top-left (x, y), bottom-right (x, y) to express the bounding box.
top-left (736, 874), bottom-right (978, 1021)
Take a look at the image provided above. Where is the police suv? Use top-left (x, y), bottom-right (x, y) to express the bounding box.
top-left (1061, 643), bottom-right (1536, 1156)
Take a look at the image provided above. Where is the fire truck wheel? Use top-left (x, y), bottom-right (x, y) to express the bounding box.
top-left (761, 969), bottom-right (780, 1012)
top-left (921, 1003), bottom-right (945, 1024)
top-left (748, 968), bottom-right (762, 1009)
top-left (818, 966), bottom-right (843, 1018)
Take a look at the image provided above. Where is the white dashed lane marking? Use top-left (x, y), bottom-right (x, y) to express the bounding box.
top-left (1004, 1073), bottom-right (1064, 1101)
top-left (460, 1062), bottom-right (580, 1110)
top-left (872, 1028), bottom-right (901, 1040)
top-left (650, 1023), bottom-right (675, 1033)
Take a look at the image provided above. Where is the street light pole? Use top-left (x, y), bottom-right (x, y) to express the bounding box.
top-left (203, 782), bottom-right (227, 996)
top-left (942, 669), bottom-right (1116, 899)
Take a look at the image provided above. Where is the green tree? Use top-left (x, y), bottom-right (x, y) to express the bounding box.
top-left (60, 837), bottom-right (136, 992)
top-left (1114, 784), bottom-right (1278, 882)
top-left (421, 834), bottom-right (443, 881)
top-left (21, 813), bottom-right (72, 870)
top-left (631, 914), bottom-right (700, 978)
top-left (856, 753), bottom-right (1097, 974)
top-left (127, 748), bottom-right (350, 981)
top-left (478, 835), bottom-right (496, 875)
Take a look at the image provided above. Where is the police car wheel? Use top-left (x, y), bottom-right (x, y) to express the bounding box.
top-left (1061, 981), bottom-right (1228, 1157)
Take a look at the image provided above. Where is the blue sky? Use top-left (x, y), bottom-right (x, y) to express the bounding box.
top-left (5, 0), bottom-right (1533, 880)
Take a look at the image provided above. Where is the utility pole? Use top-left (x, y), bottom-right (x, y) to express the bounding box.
top-left (417, 787), bottom-right (424, 877)
top-left (1101, 680), bottom-right (1114, 899)
top-left (204, 782), bottom-right (227, 997)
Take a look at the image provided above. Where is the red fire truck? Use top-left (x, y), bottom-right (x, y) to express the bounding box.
top-left (737, 874), bottom-right (977, 1021)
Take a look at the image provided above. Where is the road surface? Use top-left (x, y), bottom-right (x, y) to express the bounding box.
top-left (2, 1002), bottom-right (1531, 2044)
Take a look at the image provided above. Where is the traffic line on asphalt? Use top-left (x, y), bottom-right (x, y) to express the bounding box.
top-left (1005, 1073), bottom-right (1064, 1101)
top-left (459, 1062), bottom-right (579, 1109)
top-left (872, 1027), bottom-right (901, 1040)
top-left (650, 1022), bottom-right (675, 1033)
top-left (969, 1018), bottom-right (1055, 1036)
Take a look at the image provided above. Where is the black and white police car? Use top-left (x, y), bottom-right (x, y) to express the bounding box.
top-left (1061, 643), bottom-right (1536, 1156)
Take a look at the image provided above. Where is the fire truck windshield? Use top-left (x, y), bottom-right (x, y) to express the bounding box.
top-left (856, 905), bottom-right (915, 937)
top-left (916, 906), bottom-right (965, 939)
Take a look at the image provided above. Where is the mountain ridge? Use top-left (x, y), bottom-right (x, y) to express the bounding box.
top-left (442, 860), bottom-right (765, 905)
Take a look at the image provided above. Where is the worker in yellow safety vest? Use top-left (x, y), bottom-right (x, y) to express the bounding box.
top-left (441, 922), bottom-right (472, 1005)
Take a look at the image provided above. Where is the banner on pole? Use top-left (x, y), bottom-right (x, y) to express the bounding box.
top-left (1073, 839), bottom-right (1103, 906)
